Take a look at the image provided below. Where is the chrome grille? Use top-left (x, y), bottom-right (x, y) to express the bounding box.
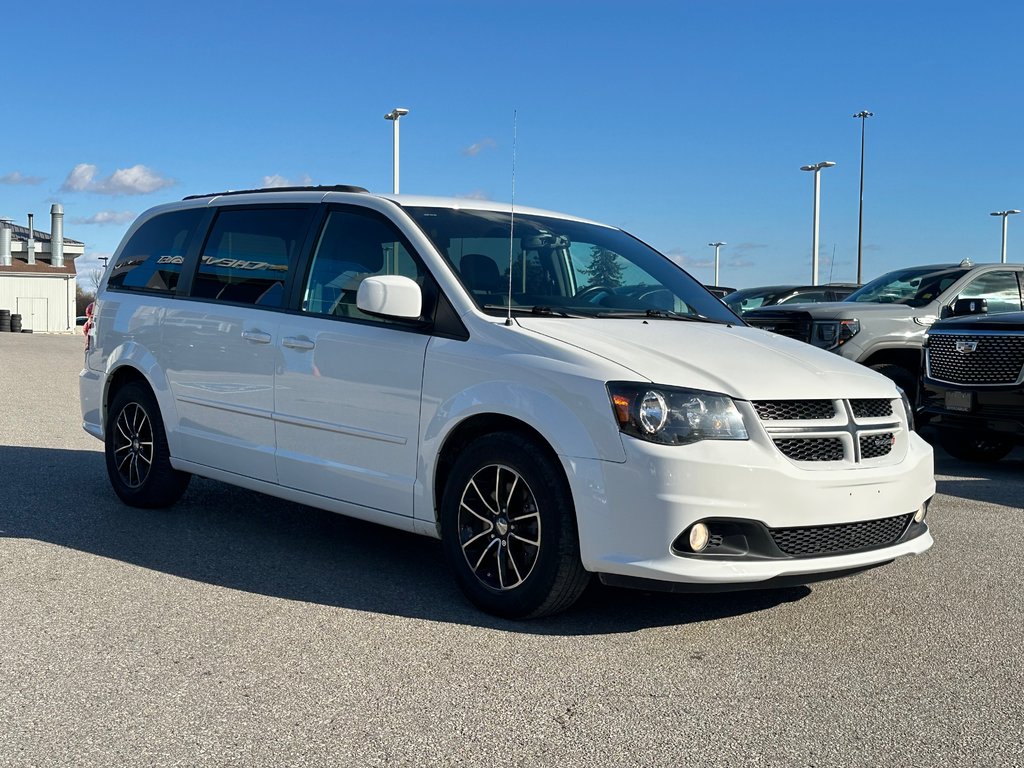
top-left (754, 400), bottom-right (835, 420)
top-left (770, 513), bottom-right (912, 557)
top-left (850, 399), bottom-right (893, 418)
top-left (773, 438), bottom-right (844, 462)
top-left (927, 333), bottom-right (1024, 385)
top-left (860, 433), bottom-right (894, 459)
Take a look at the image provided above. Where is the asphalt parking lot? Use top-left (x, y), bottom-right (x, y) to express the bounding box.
top-left (1, 333), bottom-right (1022, 768)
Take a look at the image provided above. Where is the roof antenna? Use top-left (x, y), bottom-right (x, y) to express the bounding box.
top-left (828, 244), bottom-right (837, 283)
top-left (505, 109), bottom-right (517, 327)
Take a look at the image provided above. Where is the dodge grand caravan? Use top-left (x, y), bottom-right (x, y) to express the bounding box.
top-left (80, 186), bottom-right (934, 618)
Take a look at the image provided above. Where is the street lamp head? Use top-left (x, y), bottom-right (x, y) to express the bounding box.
top-left (853, 110), bottom-right (874, 118)
top-left (990, 210), bottom-right (1021, 217)
top-left (801, 161), bottom-right (836, 172)
top-left (384, 108), bottom-right (410, 120)
top-left (708, 241), bottom-right (726, 247)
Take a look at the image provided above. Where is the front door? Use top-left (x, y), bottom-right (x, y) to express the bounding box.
top-left (275, 205), bottom-right (432, 516)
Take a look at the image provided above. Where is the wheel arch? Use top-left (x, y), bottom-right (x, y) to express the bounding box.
top-left (861, 347), bottom-right (921, 377)
top-left (432, 414), bottom-right (564, 529)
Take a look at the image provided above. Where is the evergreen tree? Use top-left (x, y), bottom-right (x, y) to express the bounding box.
top-left (581, 247), bottom-right (624, 287)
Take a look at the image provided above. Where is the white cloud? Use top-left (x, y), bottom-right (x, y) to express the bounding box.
top-left (665, 247), bottom-right (713, 269)
top-left (61, 163), bottom-right (175, 195)
top-left (456, 190), bottom-right (490, 200)
top-left (71, 211), bottom-right (136, 226)
top-left (0, 170), bottom-right (44, 185)
top-left (261, 174), bottom-right (313, 188)
top-left (462, 139), bottom-right (497, 157)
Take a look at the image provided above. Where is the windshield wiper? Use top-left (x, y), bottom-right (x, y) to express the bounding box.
top-left (483, 304), bottom-right (586, 318)
top-left (595, 308), bottom-right (733, 325)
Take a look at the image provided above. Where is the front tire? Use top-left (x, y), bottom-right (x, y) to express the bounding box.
top-left (440, 432), bottom-right (590, 619)
top-left (938, 429), bottom-right (1014, 463)
top-left (105, 382), bottom-right (191, 508)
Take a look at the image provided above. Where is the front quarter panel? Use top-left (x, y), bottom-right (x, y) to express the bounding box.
top-left (416, 325), bottom-right (629, 526)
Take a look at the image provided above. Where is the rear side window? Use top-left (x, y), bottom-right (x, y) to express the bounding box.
top-left (107, 209), bottom-right (204, 293)
top-left (190, 207), bottom-right (311, 307)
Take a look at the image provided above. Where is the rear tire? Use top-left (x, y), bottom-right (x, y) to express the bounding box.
top-left (938, 429), bottom-right (1014, 463)
top-left (105, 382), bottom-right (191, 508)
top-left (440, 432), bottom-right (590, 619)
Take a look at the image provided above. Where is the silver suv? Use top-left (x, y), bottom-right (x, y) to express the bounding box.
top-left (744, 261), bottom-right (1024, 395)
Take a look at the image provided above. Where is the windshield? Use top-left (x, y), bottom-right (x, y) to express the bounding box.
top-left (845, 266), bottom-right (970, 308)
top-left (405, 207), bottom-right (739, 323)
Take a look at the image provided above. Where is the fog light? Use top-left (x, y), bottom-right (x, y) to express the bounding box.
top-left (689, 522), bottom-right (711, 552)
top-left (914, 501), bottom-right (928, 524)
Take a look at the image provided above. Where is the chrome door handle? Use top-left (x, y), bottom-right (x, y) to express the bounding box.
top-left (282, 336), bottom-right (316, 351)
top-left (240, 329), bottom-right (272, 344)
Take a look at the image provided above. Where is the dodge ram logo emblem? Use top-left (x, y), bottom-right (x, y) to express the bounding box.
top-left (955, 341), bottom-right (978, 353)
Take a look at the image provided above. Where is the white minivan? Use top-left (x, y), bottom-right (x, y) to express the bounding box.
top-left (80, 186), bottom-right (934, 617)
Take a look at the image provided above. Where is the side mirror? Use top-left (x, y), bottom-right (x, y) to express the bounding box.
top-left (949, 297), bottom-right (988, 317)
top-left (357, 275), bottom-right (422, 319)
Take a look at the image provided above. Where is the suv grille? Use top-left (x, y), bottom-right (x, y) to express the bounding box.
top-left (753, 400), bottom-right (835, 420)
top-left (746, 313), bottom-right (813, 343)
top-left (927, 333), bottom-right (1024, 385)
top-left (770, 513), bottom-right (912, 557)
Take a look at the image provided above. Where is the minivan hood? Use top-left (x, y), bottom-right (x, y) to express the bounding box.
top-left (516, 318), bottom-right (894, 400)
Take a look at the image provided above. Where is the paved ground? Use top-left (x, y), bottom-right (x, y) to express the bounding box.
top-left (1, 333), bottom-right (1022, 767)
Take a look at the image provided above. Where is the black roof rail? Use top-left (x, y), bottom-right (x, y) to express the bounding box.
top-left (183, 184), bottom-right (369, 200)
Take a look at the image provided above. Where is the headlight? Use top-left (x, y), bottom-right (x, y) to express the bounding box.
top-left (812, 318), bottom-right (860, 349)
top-left (608, 382), bottom-right (748, 445)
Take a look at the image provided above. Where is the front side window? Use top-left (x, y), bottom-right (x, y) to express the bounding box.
top-left (405, 207), bottom-right (737, 322)
top-left (955, 271), bottom-right (1023, 314)
top-left (301, 208), bottom-right (430, 322)
top-left (190, 207), bottom-right (311, 307)
top-left (106, 209), bottom-right (204, 293)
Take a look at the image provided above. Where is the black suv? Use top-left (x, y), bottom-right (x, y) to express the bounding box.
top-left (919, 310), bottom-right (1024, 461)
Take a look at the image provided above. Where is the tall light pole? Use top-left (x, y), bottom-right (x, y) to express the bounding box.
top-left (853, 110), bottom-right (873, 283)
top-left (708, 242), bottom-right (726, 286)
top-left (384, 107), bottom-right (409, 194)
top-left (990, 209), bottom-right (1021, 263)
top-left (800, 161), bottom-right (836, 285)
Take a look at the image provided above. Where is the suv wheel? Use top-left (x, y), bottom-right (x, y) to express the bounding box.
top-left (440, 433), bottom-right (590, 618)
top-left (105, 382), bottom-right (191, 508)
top-left (937, 429), bottom-right (1014, 463)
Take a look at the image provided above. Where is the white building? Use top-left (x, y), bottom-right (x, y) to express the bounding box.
top-left (0, 204), bottom-right (84, 333)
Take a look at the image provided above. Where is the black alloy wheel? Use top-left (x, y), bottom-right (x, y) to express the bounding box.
top-left (441, 432), bottom-right (590, 619)
top-left (105, 382), bottom-right (191, 508)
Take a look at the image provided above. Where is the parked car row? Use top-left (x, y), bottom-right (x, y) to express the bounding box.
top-left (738, 261), bottom-right (1024, 462)
top-left (723, 283), bottom-right (860, 314)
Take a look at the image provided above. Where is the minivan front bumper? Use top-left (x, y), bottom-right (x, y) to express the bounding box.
top-left (564, 432), bottom-right (935, 587)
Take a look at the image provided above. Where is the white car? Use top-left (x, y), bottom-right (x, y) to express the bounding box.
top-left (80, 186), bottom-right (934, 618)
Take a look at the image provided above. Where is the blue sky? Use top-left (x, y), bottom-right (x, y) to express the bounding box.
top-left (3, 0), bottom-right (1022, 289)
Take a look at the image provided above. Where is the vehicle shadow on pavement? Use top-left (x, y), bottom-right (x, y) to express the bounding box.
top-left (932, 447), bottom-right (1024, 509)
top-left (0, 446), bottom-right (810, 635)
